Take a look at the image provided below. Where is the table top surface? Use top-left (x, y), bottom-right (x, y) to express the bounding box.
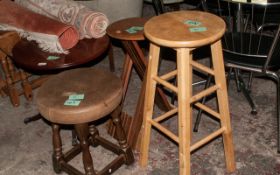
top-left (144, 10), bottom-right (226, 48)
top-left (107, 17), bottom-right (147, 41)
top-left (12, 35), bottom-right (109, 72)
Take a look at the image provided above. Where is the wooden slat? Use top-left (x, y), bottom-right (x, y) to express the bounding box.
top-left (191, 60), bottom-right (214, 75)
top-left (190, 127), bottom-right (225, 152)
top-left (159, 70), bottom-right (177, 80)
top-left (190, 85), bottom-right (219, 103)
top-left (153, 76), bottom-right (178, 93)
top-left (154, 107), bottom-right (178, 122)
top-left (194, 102), bottom-right (221, 120)
top-left (149, 119), bottom-right (179, 143)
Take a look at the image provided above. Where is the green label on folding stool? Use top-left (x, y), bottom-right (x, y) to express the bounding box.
top-left (125, 26), bottom-right (144, 34)
top-left (47, 55), bottom-right (60, 61)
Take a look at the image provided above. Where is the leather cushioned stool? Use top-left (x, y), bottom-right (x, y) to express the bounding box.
top-left (36, 67), bottom-right (134, 175)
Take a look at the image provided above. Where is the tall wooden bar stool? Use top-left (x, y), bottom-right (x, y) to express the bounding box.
top-left (36, 68), bottom-right (134, 175)
top-left (139, 11), bottom-right (236, 174)
top-left (106, 17), bottom-right (171, 148)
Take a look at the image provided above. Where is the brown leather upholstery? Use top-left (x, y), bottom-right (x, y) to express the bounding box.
top-left (36, 68), bottom-right (123, 124)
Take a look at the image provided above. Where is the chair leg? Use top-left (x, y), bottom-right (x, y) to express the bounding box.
top-left (247, 72), bottom-right (253, 92)
top-left (52, 124), bottom-right (63, 174)
top-left (140, 43), bottom-right (160, 168)
top-left (111, 106), bottom-right (134, 164)
top-left (267, 72), bottom-right (280, 153)
top-left (193, 74), bottom-right (212, 132)
top-left (71, 129), bottom-right (79, 146)
top-left (23, 113), bottom-right (41, 124)
top-left (229, 68), bottom-right (257, 115)
top-left (108, 43), bottom-right (115, 72)
top-left (74, 123), bottom-right (95, 175)
top-left (152, 0), bottom-right (165, 15)
top-left (176, 48), bottom-right (192, 175)
top-left (237, 75), bottom-right (257, 115)
top-left (19, 70), bottom-right (32, 101)
top-left (211, 41), bottom-right (236, 172)
top-left (234, 68), bottom-right (241, 92)
top-left (276, 76), bottom-right (280, 153)
top-left (0, 56), bottom-right (19, 106)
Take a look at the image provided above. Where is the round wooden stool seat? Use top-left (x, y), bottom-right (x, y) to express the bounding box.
top-left (144, 11), bottom-right (225, 48)
top-left (36, 68), bottom-right (122, 124)
top-left (107, 17), bottom-right (147, 41)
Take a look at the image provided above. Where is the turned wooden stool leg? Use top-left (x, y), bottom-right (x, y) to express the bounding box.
top-left (52, 124), bottom-right (63, 173)
top-left (19, 70), bottom-right (32, 101)
top-left (211, 41), bottom-right (235, 171)
top-left (111, 107), bottom-right (134, 164)
top-left (176, 48), bottom-right (192, 175)
top-left (140, 43), bottom-right (161, 167)
top-left (71, 130), bottom-right (79, 146)
top-left (0, 56), bottom-right (19, 106)
top-left (108, 42), bottom-right (115, 72)
top-left (89, 125), bottom-right (99, 147)
top-left (74, 123), bottom-right (95, 175)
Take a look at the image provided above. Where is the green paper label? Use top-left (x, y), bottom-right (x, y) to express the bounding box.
top-left (131, 26), bottom-right (144, 31)
top-left (189, 27), bottom-right (207, 32)
top-left (125, 26), bottom-right (144, 34)
top-left (184, 20), bottom-right (202, 26)
top-left (64, 99), bottom-right (81, 106)
top-left (68, 94), bottom-right (84, 100)
top-left (47, 56), bottom-right (60, 60)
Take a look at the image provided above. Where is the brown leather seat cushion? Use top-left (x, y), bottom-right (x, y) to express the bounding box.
top-left (36, 68), bottom-right (123, 124)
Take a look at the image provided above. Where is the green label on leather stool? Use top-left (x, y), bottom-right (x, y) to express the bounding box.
top-left (64, 99), bottom-right (81, 106)
top-left (64, 94), bottom-right (85, 106)
top-left (69, 94), bottom-right (84, 100)
top-left (189, 27), bottom-right (207, 32)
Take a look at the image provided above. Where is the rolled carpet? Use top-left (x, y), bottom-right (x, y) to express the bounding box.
top-left (15, 0), bottom-right (109, 39)
top-left (0, 0), bottom-right (79, 53)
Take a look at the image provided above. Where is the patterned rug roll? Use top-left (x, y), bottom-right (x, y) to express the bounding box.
top-left (0, 0), bottom-right (79, 54)
top-left (15, 0), bottom-right (109, 39)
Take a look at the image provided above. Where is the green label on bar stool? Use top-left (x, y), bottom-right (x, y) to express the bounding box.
top-left (189, 27), bottom-right (207, 32)
top-left (184, 20), bottom-right (202, 26)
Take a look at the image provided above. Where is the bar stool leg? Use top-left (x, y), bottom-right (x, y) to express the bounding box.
top-left (140, 43), bottom-right (161, 167)
top-left (211, 40), bottom-right (236, 172)
top-left (176, 48), bottom-right (192, 175)
top-left (52, 124), bottom-right (63, 173)
top-left (111, 107), bottom-right (134, 164)
top-left (74, 123), bottom-right (95, 175)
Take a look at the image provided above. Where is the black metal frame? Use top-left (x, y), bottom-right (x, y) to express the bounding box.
top-left (195, 0), bottom-right (280, 153)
